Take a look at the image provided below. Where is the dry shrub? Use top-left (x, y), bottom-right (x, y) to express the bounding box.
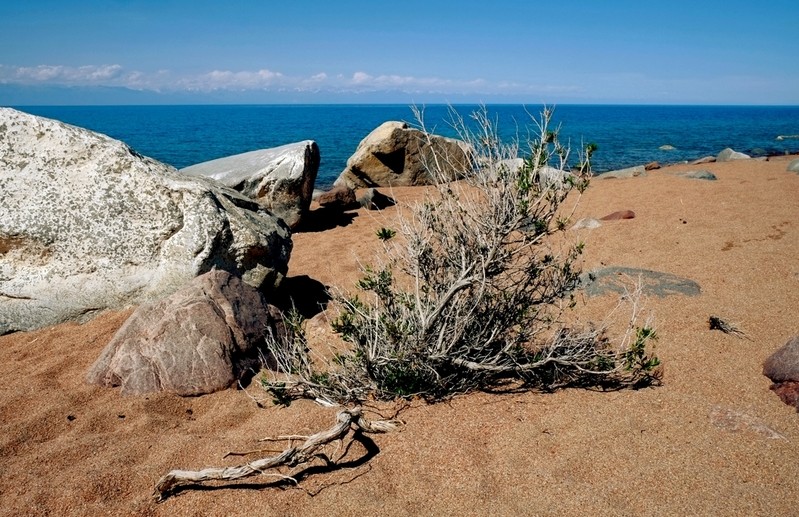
top-left (261, 106), bottom-right (661, 404)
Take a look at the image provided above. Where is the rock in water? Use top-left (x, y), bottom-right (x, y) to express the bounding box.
top-left (716, 148), bottom-right (750, 162)
top-left (0, 108), bottom-right (292, 334)
top-left (180, 141), bottom-right (320, 229)
top-left (86, 270), bottom-right (286, 396)
top-left (335, 121), bottom-right (472, 188)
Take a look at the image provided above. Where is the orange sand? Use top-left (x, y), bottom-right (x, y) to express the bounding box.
top-left (1, 156), bottom-right (798, 516)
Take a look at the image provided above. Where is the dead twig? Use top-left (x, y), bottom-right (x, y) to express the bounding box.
top-left (709, 316), bottom-right (751, 340)
top-left (154, 407), bottom-right (400, 502)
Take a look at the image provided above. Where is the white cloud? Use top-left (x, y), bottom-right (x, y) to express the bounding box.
top-left (0, 63), bottom-right (583, 99)
top-left (9, 64), bottom-right (124, 83)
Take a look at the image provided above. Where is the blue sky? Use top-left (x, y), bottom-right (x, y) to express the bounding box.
top-left (1, 0), bottom-right (797, 105)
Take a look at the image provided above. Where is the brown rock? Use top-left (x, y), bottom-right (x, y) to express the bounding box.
top-left (600, 210), bottom-right (636, 221)
top-left (644, 161), bottom-right (661, 170)
top-left (86, 270), bottom-right (286, 396)
top-left (317, 185), bottom-right (358, 210)
top-left (334, 121), bottom-right (472, 188)
top-left (763, 335), bottom-right (799, 383)
top-left (770, 381), bottom-right (799, 411)
top-left (690, 156), bottom-right (716, 165)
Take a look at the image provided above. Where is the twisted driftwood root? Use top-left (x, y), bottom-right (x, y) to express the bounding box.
top-left (154, 407), bottom-right (399, 502)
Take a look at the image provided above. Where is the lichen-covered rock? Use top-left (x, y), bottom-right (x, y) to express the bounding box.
top-left (0, 108), bottom-right (291, 334)
top-left (180, 141), bottom-right (319, 229)
top-left (334, 121), bottom-right (471, 188)
top-left (86, 270), bottom-right (285, 396)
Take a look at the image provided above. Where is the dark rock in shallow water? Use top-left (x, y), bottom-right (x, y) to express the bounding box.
top-left (580, 266), bottom-right (701, 298)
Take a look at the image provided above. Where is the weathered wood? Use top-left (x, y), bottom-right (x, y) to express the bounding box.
top-left (154, 407), bottom-right (399, 501)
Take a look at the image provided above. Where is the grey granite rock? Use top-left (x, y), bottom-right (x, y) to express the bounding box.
top-left (180, 141), bottom-right (319, 229)
top-left (0, 108), bottom-right (291, 334)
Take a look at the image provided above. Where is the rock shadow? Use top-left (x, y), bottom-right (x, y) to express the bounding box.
top-left (270, 275), bottom-right (331, 319)
top-left (295, 207), bottom-right (357, 233)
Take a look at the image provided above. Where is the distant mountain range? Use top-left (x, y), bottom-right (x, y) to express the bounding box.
top-left (0, 83), bottom-right (489, 106)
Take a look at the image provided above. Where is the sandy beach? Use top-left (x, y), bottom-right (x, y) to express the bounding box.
top-left (1, 155), bottom-right (798, 516)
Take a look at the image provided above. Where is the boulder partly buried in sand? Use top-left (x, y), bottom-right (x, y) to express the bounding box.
top-left (0, 108), bottom-right (292, 334)
top-left (680, 170), bottom-right (717, 181)
top-left (87, 270), bottom-right (286, 396)
top-left (580, 266), bottom-right (701, 298)
top-left (180, 141), bottom-right (320, 229)
top-left (335, 121), bottom-right (472, 188)
top-left (600, 210), bottom-right (636, 221)
top-left (763, 335), bottom-right (799, 411)
top-left (598, 165), bottom-right (647, 179)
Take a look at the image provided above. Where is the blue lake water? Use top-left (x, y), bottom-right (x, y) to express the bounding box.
top-left (11, 104), bottom-right (799, 189)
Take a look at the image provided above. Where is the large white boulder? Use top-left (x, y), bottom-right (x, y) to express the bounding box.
top-left (0, 108), bottom-right (292, 334)
top-left (334, 121), bottom-right (472, 188)
top-left (180, 141), bottom-right (319, 229)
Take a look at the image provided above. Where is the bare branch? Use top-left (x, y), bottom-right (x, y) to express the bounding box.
top-left (154, 407), bottom-right (400, 502)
